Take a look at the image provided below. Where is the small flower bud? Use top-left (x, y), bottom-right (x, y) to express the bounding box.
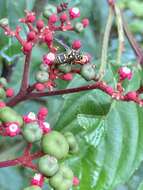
top-left (124, 91), bottom-right (137, 101)
top-left (27, 31), bottom-right (36, 41)
top-left (6, 123), bottom-right (20, 137)
top-left (43, 52), bottom-right (55, 65)
top-left (43, 5), bottom-right (57, 19)
top-left (22, 42), bottom-right (33, 54)
top-left (118, 67), bottom-right (132, 81)
top-left (62, 73), bottom-right (73, 81)
top-left (82, 18), bottom-right (89, 27)
top-left (26, 12), bottom-right (36, 23)
top-left (36, 19), bottom-right (44, 30)
top-left (38, 107), bottom-right (48, 121)
top-left (0, 101), bottom-right (6, 108)
top-left (35, 83), bottom-right (45, 91)
top-left (69, 7), bottom-right (80, 19)
top-left (44, 33), bottom-right (53, 44)
top-left (40, 122), bottom-right (51, 134)
top-left (6, 88), bottom-right (14, 97)
top-left (60, 13), bottom-right (67, 22)
top-left (73, 176), bottom-right (80, 186)
top-left (49, 14), bottom-right (58, 23)
top-left (31, 173), bottom-right (44, 187)
top-left (23, 112), bottom-right (37, 123)
top-left (72, 40), bottom-right (81, 50)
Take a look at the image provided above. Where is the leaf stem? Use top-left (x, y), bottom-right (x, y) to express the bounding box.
top-left (98, 6), bottom-right (114, 80)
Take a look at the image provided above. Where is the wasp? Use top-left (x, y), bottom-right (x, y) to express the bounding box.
top-left (54, 49), bottom-right (83, 65)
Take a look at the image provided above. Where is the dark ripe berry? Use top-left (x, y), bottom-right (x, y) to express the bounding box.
top-left (35, 71), bottom-right (49, 83)
top-left (23, 42), bottom-right (33, 54)
top-left (22, 122), bottom-right (43, 143)
top-left (72, 40), bottom-right (81, 50)
top-left (36, 19), bottom-right (44, 30)
top-left (0, 106), bottom-right (23, 127)
top-left (38, 155), bottom-right (59, 177)
top-left (42, 131), bottom-right (69, 159)
top-left (23, 186), bottom-right (41, 190)
top-left (49, 164), bottom-right (73, 190)
top-left (60, 13), bottom-right (67, 22)
top-left (82, 18), bottom-right (89, 27)
top-left (27, 31), bottom-right (36, 41)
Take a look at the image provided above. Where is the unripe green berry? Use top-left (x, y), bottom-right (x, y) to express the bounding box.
top-left (39, 64), bottom-right (49, 72)
top-left (0, 18), bottom-right (9, 26)
top-left (49, 164), bottom-right (73, 190)
top-left (63, 132), bottom-right (79, 154)
top-left (38, 155), bottom-right (59, 177)
top-left (0, 77), bottom-right (8, 88)
top-left (42, 131), bottom-right (69, 159)
top-left (22, 122), bottom-right (43, 143)
top-left (0, 88), bottom-right (6, 99)
top-left (81, 64), bottom-right (96, 81)
top-left (35, 71), bottom-right (49, 83)
top-left (74, 22), bottom-right (84, 33)
top-left (23, 186), bottom-right (41, 190)
top-left (58, 64), bottom-right (72, 73)
top-left (43, 5), bottom-right (57, 19)
top-left (0, 106), bottom-right (23, 127)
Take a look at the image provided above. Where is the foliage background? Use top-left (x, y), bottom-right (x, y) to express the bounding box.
top-left (0, 0), bottom-right (143, 189)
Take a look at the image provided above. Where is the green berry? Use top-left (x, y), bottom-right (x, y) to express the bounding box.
top-left (22, 122), bottom-right (43, 143)
top-left (38, 155), bottom-right (59, 177)
top-left (42, 131), bottom-right (69, 159)
top-left (23, 186), bottom-right (41, 190)
top-left (58, 64), bottom-right (72, 73)
top-left (0, 106), bottom-right (23, 127)
top-left (43, 5), bottom-right (57, 19)
top-left (63, 132), bottom-right (79, 154)
top-left (0, 18), bottom-right (9, 26)
top-left (49, 164), bottom-right (73, 190)
top-left (39, 64), bottom-right (49, 72)
top-left (81, 64), bottom-right (96, 81)
top-left (74, 22), bottom-right (84, 33)
top-left (35, 71), bottom-right (49, 83)
top-left (0, 88), bottom-right (6, 99)
top-left (0, 77), bottom-right (8, 88)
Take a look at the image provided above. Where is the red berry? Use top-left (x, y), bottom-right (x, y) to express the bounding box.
top-left (44, 33), bottom-right (53, 44)
top-left (38, 107), bottom-right (48, 117)
top-left (0, 101), bottom-right (6, 108)
top-left (36, 19), bottom-right (44, 30)
top-left (82, 18), bottom-right (89, 27)
top-left (69, 7), bottom-right (80, 19)
top-left (6, 88), bottom-right (14, 97)
top-left (27, 31), bottom-right (36, 41)
top-left (26, 12), bottom-right (36, 23)
top-left (125, 91), bottom-right (137, 101)
top-left (62, 73), bottom-right (73, 81)
top-left (60, 13), bottom-right (67, 22)
top-left (49, 14), bottom-right (58, 23)
top-left (73, 176), bottom-right (80, 186)
top-left (72, 40), bottom-right (81, 50)
top-left (23, 42), bottom-right (33, 54)
top-left (35, 83), bottom-right (45, 91)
